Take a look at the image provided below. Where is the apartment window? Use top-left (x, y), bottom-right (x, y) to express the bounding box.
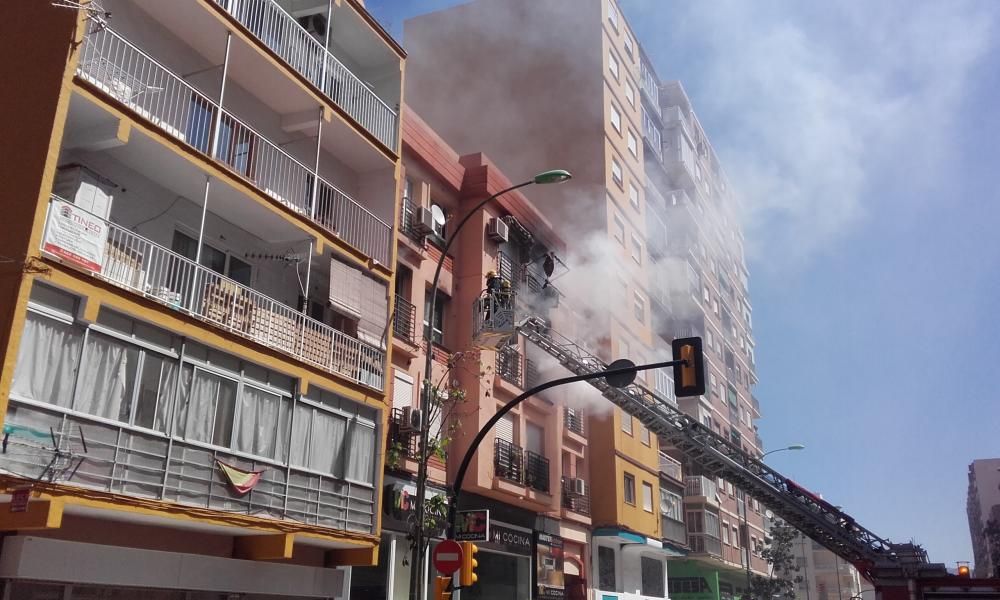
top-left (640, 557), bottom-right (665, 598)
top-left (705, 511), bottom-right (722, 537)
top-left (706, 328), bottom-right (714, 349)
top-left (621, 409), bottom-right (633, 435)
top-left (642, 481), bottom-right (654, 512)
top-left (423, 290), bottom-right (448, 345)
top-left (625, 82), bottom-right (636, 107)
top-left (613, 213), bottom-right (626, 244)
top-left (624, 35), bottom-right (634, 59)
top-left (611, 157), bottom-right (623, 187)
top-left (732, 525), bottom-right (741, 548)
top-left (703, 286), bottom-right (711, 304)
top-left (608, 50), bottom-right (620, 80)
top-left (294, 386), bottom-right (377, 484)
top-left (173, 231), bottom-right (252, 286)
top-left (627, 130), bottom-right (638, 157)
top-left (610, 104), bottom-right (622, 132)
top-left (632, 290), bottom-right (645, 321)
top-left (598, 546), bottom-right (617, 591)
top-left (624, 472), bottom-right (636, 504)
top-left (661, 490), bottom-right (682, 520)
top-left (722, 521), bottom-right (731, 544)
top-left (640, 424), bottom-right (650, 446)
top-left (630, 235), bottom-right (643, 265)
top-left (607, 0), bottom-right (619, 30)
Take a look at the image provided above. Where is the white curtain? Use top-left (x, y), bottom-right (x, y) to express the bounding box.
top-left (345, 420), bottom-right (375, 484)
top-left (234, 386), bottom-right (284, 459)
top-left (308, 409), bottom-right (347, 474)
top-left (76, 333), bottom-right (137, 421)
top-left (289, 403), bottom-right (312, 468)
top-left (184, 370), bottom-right (237, 445)
top-left (10, 313), bottom-right (83, 408)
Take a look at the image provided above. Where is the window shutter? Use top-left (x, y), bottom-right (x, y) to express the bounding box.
top-left (496, 414), bottom-right (514, 443)
top-left (329, 257), bottom-right (388, 347)
top-left (526, 423), bottom-right (544, 455)
top-left (392, 369), bottom-right (413, 410)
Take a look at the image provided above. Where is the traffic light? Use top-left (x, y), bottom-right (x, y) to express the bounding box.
top-left (672, 337), bottom-right (705, 397)
top-left (460, 541), bottom-right (479, 587)
top-left (434, 576), bottom-right (452, 600)
top-left (958, 564), bottom-right (971, 577)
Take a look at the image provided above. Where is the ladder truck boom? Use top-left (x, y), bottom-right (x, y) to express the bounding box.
top-left (515, 317), bottom-right (948, 588)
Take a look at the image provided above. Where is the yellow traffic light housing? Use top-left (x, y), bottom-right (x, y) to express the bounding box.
top-left (434, 576), bottom-right (452, 600)
top-left (460, 542), bottom-right (479, 587)
top-left (958, 564), bottom-right (971, 577)
top-left (672, 337), bottom-right (705, 397)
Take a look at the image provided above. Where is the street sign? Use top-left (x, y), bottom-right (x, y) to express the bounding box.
top-left (433, 539), bottom-right (463, 575)
top-left (455, 509), bottom-right (490, 542)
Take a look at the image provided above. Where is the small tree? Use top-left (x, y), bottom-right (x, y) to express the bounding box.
top-left (749, 520), bottom-right (803, 600)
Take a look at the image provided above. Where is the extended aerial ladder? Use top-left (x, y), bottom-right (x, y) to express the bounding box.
top-left (509, 316), bottom-right (951, 596)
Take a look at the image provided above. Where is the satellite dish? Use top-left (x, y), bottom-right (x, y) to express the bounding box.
top-left (430, 204), bottom-right (446, 228)
top-left (765, 510), bottom-right (774, 520)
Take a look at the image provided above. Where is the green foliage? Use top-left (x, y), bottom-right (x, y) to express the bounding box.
top-left (748, 520), bottom-right (803, 600)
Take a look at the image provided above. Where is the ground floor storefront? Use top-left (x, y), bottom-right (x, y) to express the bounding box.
top-left (667, 560), bottom-right (751, 600)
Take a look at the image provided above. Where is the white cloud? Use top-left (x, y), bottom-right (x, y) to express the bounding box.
top-left (635, 0), bottom-right (995, 270)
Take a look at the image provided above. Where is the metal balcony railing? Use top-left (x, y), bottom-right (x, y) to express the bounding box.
top-left (564, 407), bottom-right (585, 436)
top-left (387, 408), bottom-right (420, 461)
top-left (689, 533), bottom-right (723, 557)
top-left (685, 475), bottom-right (719, 501)
top-left (398, 198), bottom-right (423, 242)
top-left (493, 438), bottom-right (524, 484)
top-left (524, 450), bottom-right (550, 493)
top-left (525, 358), bottom-right (540, 389)
top-left (659, 452), bottom-right (683, 482)
top-left (77, 27), bottom-right (392, 266)
top-left (561, 477), bottom-right (591, 516)
top-left (213, 0), bottom-right (398, 150)
top-left (496, 345), bottom-right (524, 388)
top-left (43, 197), bottom-right (385, 390)
top-left (663, 515), bottom-right (688, 545)
top-left (393, 295), bottom-right (416, 344)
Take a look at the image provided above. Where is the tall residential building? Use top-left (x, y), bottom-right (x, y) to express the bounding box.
top-left (967, 459), bottom-right (1000, 577)
top-left (792, 531), bottom-right (865, 600)
top-left (401, 0), bottom-right (765, 597)
top-left (347, 105), bottom-right (586, 599)
top-left (0, 0), bottom-right (402, 597)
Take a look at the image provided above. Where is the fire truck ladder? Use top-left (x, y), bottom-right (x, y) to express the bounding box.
top-left (516, 317), bottom-right (942, 583)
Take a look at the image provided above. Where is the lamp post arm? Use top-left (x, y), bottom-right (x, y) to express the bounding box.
top-left (445, 358), bottom-right (683, 536)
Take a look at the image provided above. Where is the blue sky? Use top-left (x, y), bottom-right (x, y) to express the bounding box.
top-left (367, 0), bottom-right (1000, 567)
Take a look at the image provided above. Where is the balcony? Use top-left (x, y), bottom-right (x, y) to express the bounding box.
top-left (642, 107), bottom-right (663, 160)
top-left (561, 477), bottom-right (591, 516)
top-left (496, 346), bottom-right (524, 388)
top-left (398, 198), bottom-right (424, 243)
top-left (393, 295), bottom-right (417, 345)
top-left (524, 450), bottom-right (551, 493)
top-left (77, 26), bottom-right (392, 266)
top-left (494, 438), bottom-right (524, 484)
top-left (387, 408), bottom-right (420, 464)
top-left (41, 197), bottom-right (385, 390)
top-left (663, 515), bottom-right (687, 546)
top-left (688, 533), bottom-right (723, 557)
top-left (685, 475), bottom-right (719, 505)
top-left (659, 452), bottom-right (682, 482)
top-left (564, 407), bottom-right (585, 436)
top-left (211, 0), bottom-right (398, 151)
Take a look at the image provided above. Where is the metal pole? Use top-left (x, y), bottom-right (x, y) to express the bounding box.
top-left (312, 106), bottom-right (323, 220)
top-left (302, 240), bottom-right (313, 313)
top-left (210, 32), bottom-right (232, 160)
top-left (743, 490), bottom-right (753, 599)
top-left (408, 179), bottom-right (536, 600)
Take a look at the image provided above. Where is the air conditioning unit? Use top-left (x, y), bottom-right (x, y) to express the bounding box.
top-left (413, 207), bottom-right (436, 236)
top-left (400, 407), bottom-right (422, 432)
top-left (486, 217), bottom-right (509, 243)
top-left (296, 10), bottom-right (328, 43)
top-left (572, 478), bottom-right (587, 495)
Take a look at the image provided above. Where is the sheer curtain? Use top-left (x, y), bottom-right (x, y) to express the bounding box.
top-left (76, 333), bottom-right (138, 421)
top-left (289, 403), bottom-right (312, 468)
top-left (184, 370), bottom-right (221, 443)
top-left (234, 386), bottom-right (285, 459)
top-left (345, 420), bottom-right (375, 484)
top-left (308, 409), bottom-right (347, 474)
top-left (10, 313), bottom-right (83, 408)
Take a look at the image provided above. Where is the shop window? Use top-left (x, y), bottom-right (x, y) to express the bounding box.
top-left (641, 556), bottom-right (665, 597)
top-left (598, 546), bottom-right (617, 591)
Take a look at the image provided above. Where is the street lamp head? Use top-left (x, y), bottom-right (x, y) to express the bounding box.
top-left (605, 358), bottom-right (638, 388)
top-left (533, 169), bottom-right (573, 185)
top-left (786, 444), bottom-right (806, 451)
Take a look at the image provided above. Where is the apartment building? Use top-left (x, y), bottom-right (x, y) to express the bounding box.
top-left (346, 105), bottom-right (586, 599)
top-left (792, 531), bottom-right (865, 600)
top-left (967, 459), bottom-right (1000, 578)
top-left (403, 1), bottom-right (692, 598)
top-left (0, 1), bottom-right (403, 597)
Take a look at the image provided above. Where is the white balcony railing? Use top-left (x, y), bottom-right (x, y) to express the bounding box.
top-left (77, 26), bottom-right (392, 266)
top-left (42, 197), bottom-right (385, 390)
top-left (685, 475), bottom-right (719, 502)
top-left (659, 452), bottom-right (683, 481)
top-left (213, 0), bottom-right (398, 150)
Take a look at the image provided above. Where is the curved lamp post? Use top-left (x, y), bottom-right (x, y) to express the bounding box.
top-left (408, 169), bottom-right (571, 600)
top-left (745, 444), bottom-right (806, 599)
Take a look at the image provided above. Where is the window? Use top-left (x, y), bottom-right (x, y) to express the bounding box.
top-left (640, 424), bottom-right (650, 445)
top-left (607, 0), bottom-right (619, 29)
top-left (627, 130), bottom-right (638, 156)
top-left (704, 511), bottom-right (721, 537)
top-left (613, 213), bottom-right (626, 244)
top-left (625, 82), bottom-right (635, 107)
top-left (598, 546), bottom-right (617, 591)
top-left (733, 524), bottom-right (741, 548)
top-left (423, 290), bottom-right (448, 345)
top-left (661, 490), bottom-right (682, 520)
top-left (611, 157), bottom-right (623, 187)
top-left (430, 202), bottom-right (447, 238)
top-left (610, 104), bottom-right (622, 132)
top-left (608, 50), bottom-right (620, 79)
top-left (630, 235), bottom-right (643, 265)
top-left (621, 409), bottom-right (633, 435)
top-left (623, 472), bottom-right (636, 504)
top-left (642, 481), bottom-right (654, 512)
top-left (293, 386), bottom-right (377, 484)
top-left (172, 231), bottom-right (252, 286)
top-left (632, 290), bottom-right (645, 321)
top-left (722, 521), bottom-right (731, 544)
top-left (628, 183), bottom-right (639, 209)
top-left (624, 35), bottom-right (634, 58)
top-left (641, 557), bottom-right (665, 598)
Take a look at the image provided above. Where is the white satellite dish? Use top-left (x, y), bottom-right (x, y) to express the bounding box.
top-left (765, 510), bottom-right (774, 520)
top-left (430, 204), bottom-right (446, 231)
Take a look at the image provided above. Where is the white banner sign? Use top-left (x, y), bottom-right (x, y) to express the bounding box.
top-left (43, 199), bottom-right (108, 273)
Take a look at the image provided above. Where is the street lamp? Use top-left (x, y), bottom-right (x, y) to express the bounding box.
top-left (408, 169), bottom-right (571, 600)
top-left (745, 444), bottom-right (805, 599)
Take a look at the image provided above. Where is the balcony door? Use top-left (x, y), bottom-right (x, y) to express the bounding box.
top-left (172, 231), bottom-right (252, 286)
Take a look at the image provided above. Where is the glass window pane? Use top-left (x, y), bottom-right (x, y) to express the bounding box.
top-left (76, 332), bottom-right (139, 422)
top-left (134, 353), bottom-right (164, 428)
top-left (641, 556), bottom-right (665, 597)
top-left (10, 313), bottom-right (84, 408)
top-left (309, 409), bottom-right (348, 474)
top-left (346, 421), bottom-right (376, 484)
top-left (598, 546), bottom-right (616, 591)
top-left (234, 385), bottom-right (283, 458)
top-left (228, 255), bottom-right (252, 286)
top-left (212, 378), bottom-right (237, 447)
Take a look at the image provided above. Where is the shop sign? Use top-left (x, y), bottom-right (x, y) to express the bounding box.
top-left (42, 199), bottom-right (108, 273)
top-left (382, 480), bottom-right (445, 534)
top-left (535, 532), bottom-right (565, 600)
top-left (455, 509), bottom-right (490, 542)
top-left (482, 522), bottom-right (533, 556)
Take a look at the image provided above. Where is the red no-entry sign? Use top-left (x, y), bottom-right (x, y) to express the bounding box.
top-left (433, 539), bottom-right (463, 574)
